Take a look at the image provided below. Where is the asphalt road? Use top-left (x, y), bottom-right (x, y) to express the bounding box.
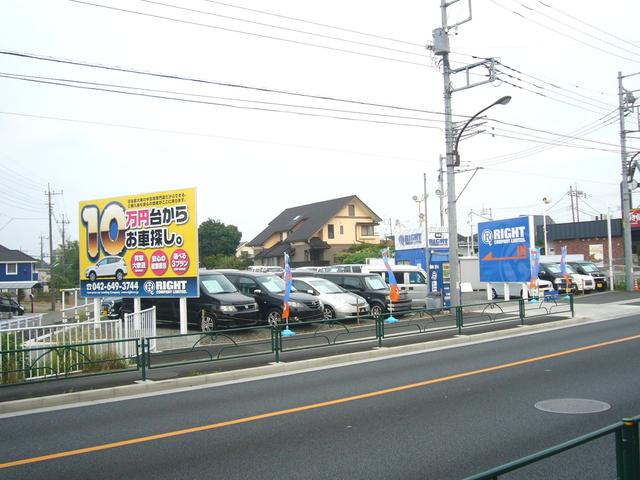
top-left (1, 308), bottom-right (639, 479)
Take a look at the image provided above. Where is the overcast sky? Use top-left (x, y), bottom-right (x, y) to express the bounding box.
top-left (1, 0), bottom-right (639, 260)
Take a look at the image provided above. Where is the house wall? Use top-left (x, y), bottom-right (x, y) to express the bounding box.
top-left (323, 199), bottom-right (378, 245)
top-left (552, 236), bottom-right (624, 266)
top-left (263, 233), bottom-right (282, 249)
top-left (0, 262), bottom-right (34, 282)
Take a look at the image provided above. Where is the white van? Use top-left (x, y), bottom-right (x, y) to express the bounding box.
top-left (361, 264), bottom-right (428, 309)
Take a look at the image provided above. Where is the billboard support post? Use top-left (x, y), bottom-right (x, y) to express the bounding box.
top-left (179, 298), bottom-right (188, 334)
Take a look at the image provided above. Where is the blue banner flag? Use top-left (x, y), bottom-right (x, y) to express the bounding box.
top-left (282, 252), bottom-right (292, 320)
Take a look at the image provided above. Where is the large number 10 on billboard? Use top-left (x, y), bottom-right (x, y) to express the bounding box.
top-left (79, 188), bottom-right (199, 298)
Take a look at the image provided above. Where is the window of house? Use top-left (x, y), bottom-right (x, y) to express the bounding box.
top-left (339, 225), bottom-right (344, 235)
top-left (348, 204), bottom-right (355, 217)
top-left (361, 225), bottom-right (375, 236)
top-left (6, 263), bottom-right (17, 275)
top-left (328, 224), bottom-right (335, 239)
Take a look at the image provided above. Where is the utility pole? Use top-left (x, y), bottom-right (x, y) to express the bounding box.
top-left (46, 183), bottom-right (63, 311)
top-left (57, 214), bottom-right (70, 251)
top-left (618, 70), bottom-right (639, 291)
top-left (38, 233), bottom-right (47, 263)
top-left (423, 173), bottom-right (430, 292)
top-left (569, 186), bottom-right (575, 223)
top-left (431, 0), bottom-right (497, 307)
top-left (438, 154), bottom-right (445, 227)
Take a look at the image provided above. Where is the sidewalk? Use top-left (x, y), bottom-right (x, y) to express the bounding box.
top-left (0, 292), bottom-right (637, 414)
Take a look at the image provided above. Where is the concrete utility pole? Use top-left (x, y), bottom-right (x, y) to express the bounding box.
top-left (438, 154), bottom-right (445, 227)
top-left (618, 70), bottom-right (639, 291)
top-left (431, 0), bottom-right (500, 307)
top-left (46, 183), bottom-right (63, 311)
top-left (423, 173), bottom-right (430, 292)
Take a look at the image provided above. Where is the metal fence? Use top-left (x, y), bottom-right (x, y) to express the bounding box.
top-left (465, 415), bottom-right (640, 479)
top-left (0, 314), bottom-right (43, 331)
top-left (0, 296), bottom-right (574, 385)
top-left (123, 307), bottom-right (156, 357)
top-left (0, 319), bottom-right (133, 384)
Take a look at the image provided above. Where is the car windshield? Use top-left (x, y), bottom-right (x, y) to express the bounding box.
top-left (201, 274), bottom-right (237, 294)
top-left (259, 275), bottom-right (286, 293)
top-left (364, 275), bottom-right (387, 290)
top-left (545, 264), bottom-right (561, 274)
top-left (308, 278), bottom-right (344, 294)
top-left (579, 263), bottom-right (599, 273)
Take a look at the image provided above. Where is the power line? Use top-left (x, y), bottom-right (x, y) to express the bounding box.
top-left (495, 67), bottom-right (614, 112)
top-left (199, 0), bottom-right (425, 48)
top-left (507, 0), bottom-right (640, 60)
top-left (489, 0), bottom-right (640, 63)
top-left (474, 110), bottom-right (619, 164)
top-left (132, 0), bottom-right (428, 59)
top-left (0, 50), bottom-right (462, 119)
top-left (535, 0), bottom-right (640, 52)
top-left (0, 71), bottom-right (447, 126)
top-left (0, 110), bottom-right (430, 164)
top-left (484, 131), bottom-right (619, 153)
top-left (483, 167), bottom-right (618, 186)
top-left (0, 73), bottom-right (442, 130)
top-left (498, 78), bottom-right (611, 115)
top-left (68, 0), bottom-right (431, 68)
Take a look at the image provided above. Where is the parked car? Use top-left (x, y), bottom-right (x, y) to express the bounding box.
top-left (490, 280), bottom-right (553, 299)
top-left (85, 256), bottom-right (128, 282)
top-left (565, 264), bottom-right (596, 293)
top-left (317, 264), bottom-right (363, 273)
top-left (538, 263), bottom-right (577, 293)
top-left (291, 276), bottom-right (369, 320)
top-left (111, 270), bottom-right (259, 331)
top-left (0, 296), bottom-right (25, 316)
top-left (305, 272), bottom-right (412, 318)
top-left (569, 261), bottom-right (608, 291)
top-left (222, 270), bottom-right (324, 324)
top-left (360, 264), bottom-right (429, 310)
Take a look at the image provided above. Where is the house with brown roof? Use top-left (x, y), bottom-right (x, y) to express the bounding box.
top-left (248, 195), bottom-right (382, 267)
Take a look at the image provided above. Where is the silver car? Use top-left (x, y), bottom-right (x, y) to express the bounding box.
top-left (292, 277), bottom-right (369, 320)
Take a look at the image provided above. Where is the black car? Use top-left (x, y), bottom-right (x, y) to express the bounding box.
top-left (222, 270), bottom-right (324, 324)
top-left (0, 296), bottom-right (25, 317)
top-left (111, 270), bottom-right (259, 331)
top-left (303, 272), bottom-right (413, 318)
top-left (538, 262), bottom-right (577, 293)
top-left (569, 261), bottom-right (608, 291)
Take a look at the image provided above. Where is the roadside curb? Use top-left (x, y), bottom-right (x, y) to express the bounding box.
top-left (0, 312), bottom-right (616, 415)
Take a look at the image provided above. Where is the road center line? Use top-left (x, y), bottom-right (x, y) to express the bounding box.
top-left (3, 332), bottom-right (639, 469)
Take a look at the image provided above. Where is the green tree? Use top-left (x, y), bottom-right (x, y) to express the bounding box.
top-left (334, 241), bottom-right (393, 264)
top-left (203, 254), bottom-right (252, 270)
top-left (198, 219), bottom-right (242, 261)
top-left (51, 241), bottom-right (80, 289)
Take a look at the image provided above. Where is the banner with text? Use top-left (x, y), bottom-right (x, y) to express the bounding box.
top-left (478, 216), bottom-right (533, 283)
top-left (79, 187), bottom-right (199, 298)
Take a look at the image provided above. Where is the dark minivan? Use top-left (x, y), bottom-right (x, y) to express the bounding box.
top-left (569, 261), bottom-right (608, 291)
top-left (538, 262), bottom-right (577, 293)
top-left (112, 270), bottom-right (260, 331)
top-left (222, 270), bottom-right (324, 324)
top-left (306, 272), bottom-right (412, 318)
top-left (0, 296), bottom-right (25, 317)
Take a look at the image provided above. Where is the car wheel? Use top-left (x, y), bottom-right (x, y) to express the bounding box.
top-left (370, 303), bottom-right (384, 319)
top-left (115, 270), bottom-right (124, 282)
top-left (491, 288), bottom-right (498, 300)
top-left (89, 271), bottom-right (97, 282)
top-left (201, 312), bottom-right (217, 332)
top-left (323, 305), bottom-right (335, 320)
top-left (266, 309), bottom-right (282, 325)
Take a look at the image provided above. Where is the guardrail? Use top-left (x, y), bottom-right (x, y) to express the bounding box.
top-left (0, 296), bottom-right (574, 385)
top-left (465, 415), bottom-right (640, 479)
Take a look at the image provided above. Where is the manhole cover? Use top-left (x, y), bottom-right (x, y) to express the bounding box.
top-left (535, 398), bottom-right (611, 414)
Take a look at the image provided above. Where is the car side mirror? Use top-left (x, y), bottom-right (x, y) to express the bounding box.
top-left (253, 289), bottom-right (262, 295)
top-left (307, 289), bottom-right (315, 295)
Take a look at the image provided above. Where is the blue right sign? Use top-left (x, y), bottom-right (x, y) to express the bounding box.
top-left (478, 216), bottom-right (533, 283)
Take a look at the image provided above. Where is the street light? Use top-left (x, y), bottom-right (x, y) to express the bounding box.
top-left (446, 95), bottom-right (512, 308)
top-left (452, 96), bottom-right (512, 167)
top-left (542, 197), bottom-right (552, 254)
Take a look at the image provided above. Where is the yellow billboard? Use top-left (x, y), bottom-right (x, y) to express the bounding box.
top-left (79, 188), bottom-right (199, 298)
